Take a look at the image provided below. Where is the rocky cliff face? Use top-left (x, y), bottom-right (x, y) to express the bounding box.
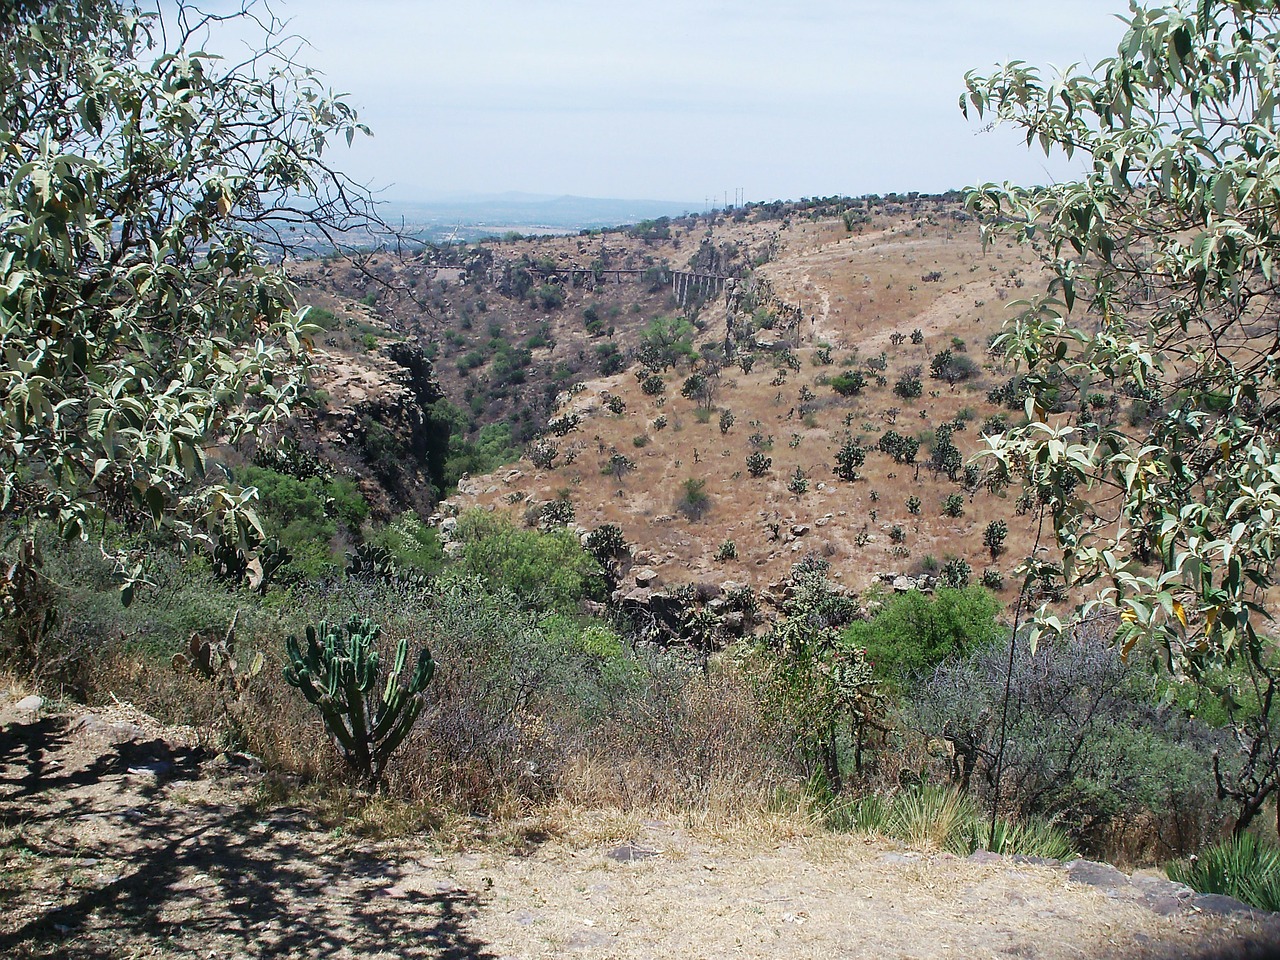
top-left (305, 340), bottom-right (451, 518)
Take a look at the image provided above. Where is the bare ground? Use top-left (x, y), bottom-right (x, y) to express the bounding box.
top-left (3, 695), bottom-right (1279, 960)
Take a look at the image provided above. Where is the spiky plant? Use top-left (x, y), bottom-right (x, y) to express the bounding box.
top-left (283, 616), bottom-right (434, 787)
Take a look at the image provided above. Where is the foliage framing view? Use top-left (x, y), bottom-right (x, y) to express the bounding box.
top-left (966, 0), bottom-right (1280, 832)
top-left (0, 0), bottom-right (373, 610)
top-left (967, 0), bottom-right (1280, 665)
top-left (5, 0), bottom-right (1280, 933)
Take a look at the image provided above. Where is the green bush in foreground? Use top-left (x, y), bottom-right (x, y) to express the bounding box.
top-left (842, 586), bottom-right (1001, 688)
top-left (1168, 835), bottom-right (1280, 912)
top-left (456, 511), bottom-right (604, 611)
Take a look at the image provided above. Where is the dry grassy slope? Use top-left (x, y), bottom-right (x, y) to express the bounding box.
top-left (446, 211), bottom-right (1053, 599)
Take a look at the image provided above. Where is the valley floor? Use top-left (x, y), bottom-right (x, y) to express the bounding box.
top-left (2, 694), bottom-right (1277, 960)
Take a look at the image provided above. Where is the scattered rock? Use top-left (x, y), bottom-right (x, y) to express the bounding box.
top-left (71, 714), bottom-right (144, 745)
top-left (1193, 893), bottom-right (1257, 916)
top-left (879, 852), bottom-right (919, 865)
top-left (126, 760), bottom-right (175, 783)
top-left (606, 843), bottom-right (659, 863)
top-left (967, 850), bottom-right (1003, 864)
top-left (1066, 859), bottom-right (1131, 891)
top-left (790, 524), bottom-right (810, 537)
top-left (634, 568), bottom-right (658, 588)
top-left (13, 695), bottom-right (42, 717)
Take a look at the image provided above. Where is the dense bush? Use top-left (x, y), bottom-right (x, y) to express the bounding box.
top-left (843, 587), bottom-right (1001, 689)
top-left (893, 370), bottom-right (923, 400)
top-left (750, 571), bottom-right (872, 793)
top-left (368, 512), bottom-right (446, 578)
top-left (904, 628), bottom-right (1226, 858)
top-left (236, 464), bottom-right (369, 579)
top-left (676, 478), bottom-right (712, 521)
top-left (454, 511), bottom-right (604, 611)
top-left (830, 371), bottom-right (867, 397)
top-left (637, 316), bottom-right (697, 370)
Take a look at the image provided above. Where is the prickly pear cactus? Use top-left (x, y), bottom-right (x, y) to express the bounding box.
top-left (282, 616), bottom-right (434, 786)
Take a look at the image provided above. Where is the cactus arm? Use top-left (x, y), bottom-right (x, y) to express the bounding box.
top-left (284, 615), bottom-right (435, 786)
top-left (371, 645), bottom-right (433, 743)
top-left (341, 631), bottom-right (374, 776)
top-left (383, 638), bottom-right (409, 705)
top-left (319, 699), bottom-right (362, 762)
top-left (372, 694), bottom-right (426, 781)
top-left (410, 647), bottom-right (435, 693)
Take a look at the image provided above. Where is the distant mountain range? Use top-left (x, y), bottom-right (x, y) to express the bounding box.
top-left (375, 194), bottom-right (701, 243)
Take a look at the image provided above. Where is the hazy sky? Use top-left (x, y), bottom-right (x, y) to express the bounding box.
top-left (234, 0), bottom-right (1129, 204)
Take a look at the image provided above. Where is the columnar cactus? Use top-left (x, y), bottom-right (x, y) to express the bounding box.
top-left (283, 617), bottom-right (434, 786)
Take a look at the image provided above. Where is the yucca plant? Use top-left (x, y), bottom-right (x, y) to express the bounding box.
top-left (1168, 835), bottom-right (1280, 912)
top-left (825, 785), bottom-right (1077, 861)
top-left (964, 812), bottom-right (1076, 862)
top-left (283, 616), bottom-right (434, 787)
top-left (887, 785), bottom-right (980, 854)
top-left (823, 794), bottom-right (889, 834)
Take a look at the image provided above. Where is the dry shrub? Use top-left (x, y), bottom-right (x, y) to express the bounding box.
top-left (561, 660), bottom-right (801, 812)
top-left (44, 549), bottom-right (802, 822)
top-left (901, 620), bottom-right (1228, 863)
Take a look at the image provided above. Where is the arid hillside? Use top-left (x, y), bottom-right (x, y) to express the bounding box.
top-left (293, 195), bottom-right (1066, 601)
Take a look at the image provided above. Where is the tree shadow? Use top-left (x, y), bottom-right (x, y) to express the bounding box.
top-left (0, 716), bottom-right (500, 959)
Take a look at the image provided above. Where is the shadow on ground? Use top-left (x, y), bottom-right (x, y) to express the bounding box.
top-left (0, 715), bottom-right (499, 959)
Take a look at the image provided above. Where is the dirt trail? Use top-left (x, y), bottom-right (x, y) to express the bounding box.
top-left (2, 696), bottom-right (1277, 960)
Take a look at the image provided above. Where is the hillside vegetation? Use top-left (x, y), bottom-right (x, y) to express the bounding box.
top-left (5, 1), bottom-right (1280, 956)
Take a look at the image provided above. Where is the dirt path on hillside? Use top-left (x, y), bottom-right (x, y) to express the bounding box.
top-left (760, 237), bottom-right (986, 352)
top-left (3, 695), bottom-right (1278, 960)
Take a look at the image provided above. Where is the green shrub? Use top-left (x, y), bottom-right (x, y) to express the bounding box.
top-left (893, 370), bottom-right (923, 400)
top-left (677, 478), bottom-right (712, 520)
top-left (842, 586), bottom-right (1001, 688)
top-left (637, 316), bottom-right (697, 370)
top-left (907, 627), bottom-right (1227, 857)
top-left (455, 511), bottom-right (604, 611)
top-left (237, 464), bottom-right (369, 579)
top-left (830, 371), bottom-right (867, 397)
top-left (595, 342), bottom-right (625, 375)
top-left (369, 512), bottom-right (446, 578)
top-left (1168, 835), bottom-right (1280, 911)
top-left (441, 420), bottom-right (522, 491)
top-left (532, 283), bottom-right (565, 310)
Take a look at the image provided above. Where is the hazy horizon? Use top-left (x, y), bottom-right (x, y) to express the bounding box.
top-left (208, 1), bottom-right (1127, 204)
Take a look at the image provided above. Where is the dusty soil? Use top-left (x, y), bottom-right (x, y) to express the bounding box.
top-left (3, 694), bottom-right (1278, 960)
